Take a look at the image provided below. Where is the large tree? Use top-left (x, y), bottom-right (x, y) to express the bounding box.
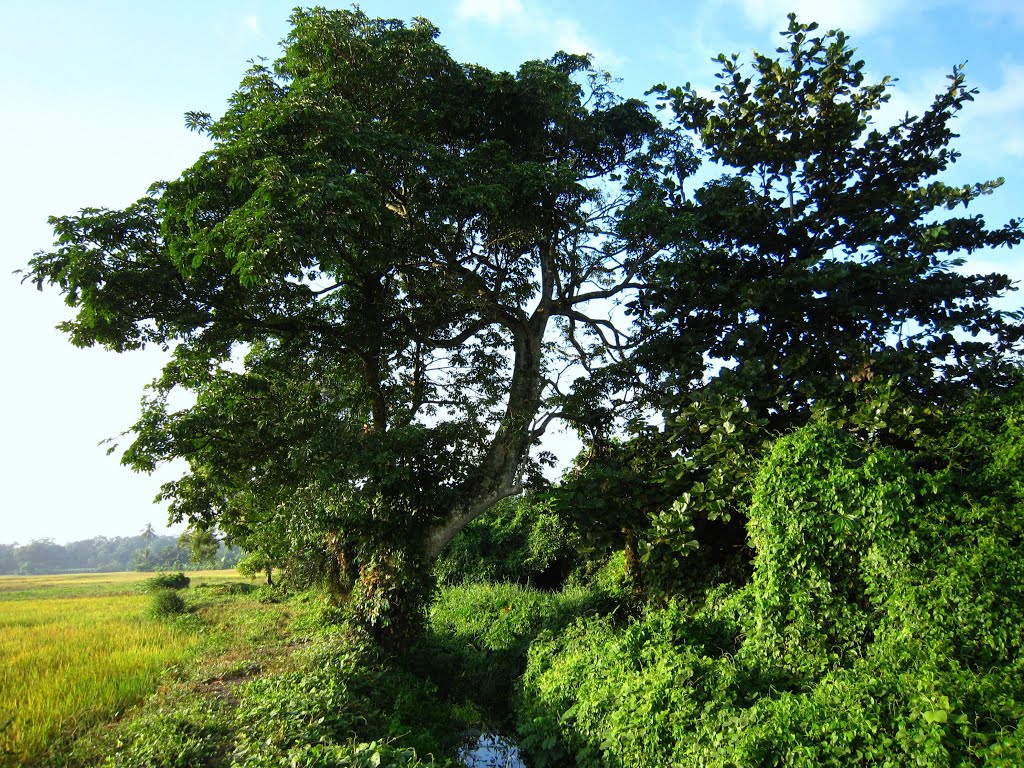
top-left (557, 16), bottom-right (1024, 595)
top-left (25, 8), bottom-right (671, 631)
top-left (26, 10), bottom-right (1023, 627)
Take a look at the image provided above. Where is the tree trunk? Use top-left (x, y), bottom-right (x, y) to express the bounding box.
top-left (423, 315), bottom-right (546, 559)
top-left (622, 527), bottom-right (645, 596)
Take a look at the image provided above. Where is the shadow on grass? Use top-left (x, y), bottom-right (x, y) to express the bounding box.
top-left (406, 583), bottom-right (622, 727)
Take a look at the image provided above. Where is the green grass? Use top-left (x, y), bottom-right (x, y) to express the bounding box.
top-left (0, 571), bottom-right (593, 766)
top-left (0, 569), bottom-right (242, 601)
top-left (61, 587), bottom-right (459, 767)
top-left (0, 570), bottom-right (256, 767)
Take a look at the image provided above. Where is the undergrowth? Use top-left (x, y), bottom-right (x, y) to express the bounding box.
top-left (514, 422), bottom-right (1024, 767)
top-left (13, 398), bottom-right (1024, 767)
top-left (411, 581), bottom-right (615, 724)
top-left (48, 584), bottom-right (474, 767)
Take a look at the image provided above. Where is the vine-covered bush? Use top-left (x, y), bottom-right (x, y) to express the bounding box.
top-left (349, 547), bottom-right (434, 649)
top-left (517, 413), bottom-right (1024, 766)
top-left (740, 423), bottom-right (917, 678)
top-left (417, 581), bottom-right (604, 718)
top-left (433, 496), bottom-right (579, 590)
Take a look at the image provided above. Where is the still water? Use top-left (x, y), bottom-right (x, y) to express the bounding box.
top-left (458, 732), bottom-right (526, 768)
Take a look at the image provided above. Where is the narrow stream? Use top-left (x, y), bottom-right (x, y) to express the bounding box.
top-left (458, 732), bottom-right (526, 768)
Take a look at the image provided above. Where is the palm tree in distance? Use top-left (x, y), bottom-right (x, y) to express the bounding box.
top-left (140, 523), bottom-right (155, 553)
top-left (138, 523), bottom-right (156, 570)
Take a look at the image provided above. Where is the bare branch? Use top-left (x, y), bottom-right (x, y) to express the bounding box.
top-left (309, 281), bottom-right (346, 297)
top-left (569, 280), bottom-right (646, 305)
top-left (562, 308), bottom-right (635, 354)
top-left (419, 318), bottom-right (498, 350)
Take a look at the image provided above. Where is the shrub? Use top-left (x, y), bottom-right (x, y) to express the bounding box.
top-left (433, 496), bottom-right (579, 590)
top-left (231, 636), bottom-right (462, 766)
top-left (409, 580), bottom-right (611, 731)
top-left (144, 572), bottom-right (190, 591)
top-left (740, 423), bottom-right (917, 677)
top-left (273, 741), bottom-right (432, 768)
top-left (517, 415), bottom-right (1024, 767)
top-left (65, 615), bottom-right (457, 764)
top-left (516, 603), bottom-right (747, 768)
top-left (205, 581), bottom-right (257, 596)
top-left (149, 588), bottom-right (187, 618)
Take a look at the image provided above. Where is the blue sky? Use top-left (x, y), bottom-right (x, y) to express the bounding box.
top-left (1, 0), bottom-right (1022, 545)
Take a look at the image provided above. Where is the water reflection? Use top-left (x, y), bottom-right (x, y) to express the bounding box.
top-left (458, 732), bottom-right (526, 768)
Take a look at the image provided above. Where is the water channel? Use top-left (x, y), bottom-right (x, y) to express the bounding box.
top-left (458, 732), bottom-right (526, 768)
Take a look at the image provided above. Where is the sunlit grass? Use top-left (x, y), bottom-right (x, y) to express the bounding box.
top-left (0, 571), bottom-right (244, 766)
top-left (0, 569), bottom-right (242, 600)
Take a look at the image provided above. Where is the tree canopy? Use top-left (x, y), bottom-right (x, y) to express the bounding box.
top-left (633, 16), bottom-right (1022, 421)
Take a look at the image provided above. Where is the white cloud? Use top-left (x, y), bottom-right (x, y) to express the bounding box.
top-left (972, 0), bottom-right (1024, 27)
top-left (865, 62), bottom-right (1024, 169)
top-left (868, 66), bottom-right (948, 131)
top-left (725, 0), bottom-right (913, 35)
top-left (454, 0), bottom-right (525, 26)
top-left (967, 63), bottom-right (1024, 158)
top-left (548, 17), bottom-right (593, 56)
top-left (453, 0), bottom-right (611, 61)
top-left (727, 0), bottom-right (1024, 37)
top-left (243, 15), bottom-right (261, 36)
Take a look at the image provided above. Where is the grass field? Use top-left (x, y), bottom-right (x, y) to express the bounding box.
top-left (0, 570), bottom-right (248, 766)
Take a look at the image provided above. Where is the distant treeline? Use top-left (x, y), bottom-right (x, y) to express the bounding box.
top-left (0, 535), bottom-right (241, 575)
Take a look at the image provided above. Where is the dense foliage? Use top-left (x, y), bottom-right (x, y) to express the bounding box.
top-left (143, 572), bottom-right (191, 591)
top-left (18, 7), bottom-right (1024, 766)
top-left (516, 401), bottom-right (1024, 767)
top-left (637, 28), bottom-right (1023, 413)
top-left (432, 495), bottom-right (580, 590)
top-left (147, 588), bottom-right (187, 618)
